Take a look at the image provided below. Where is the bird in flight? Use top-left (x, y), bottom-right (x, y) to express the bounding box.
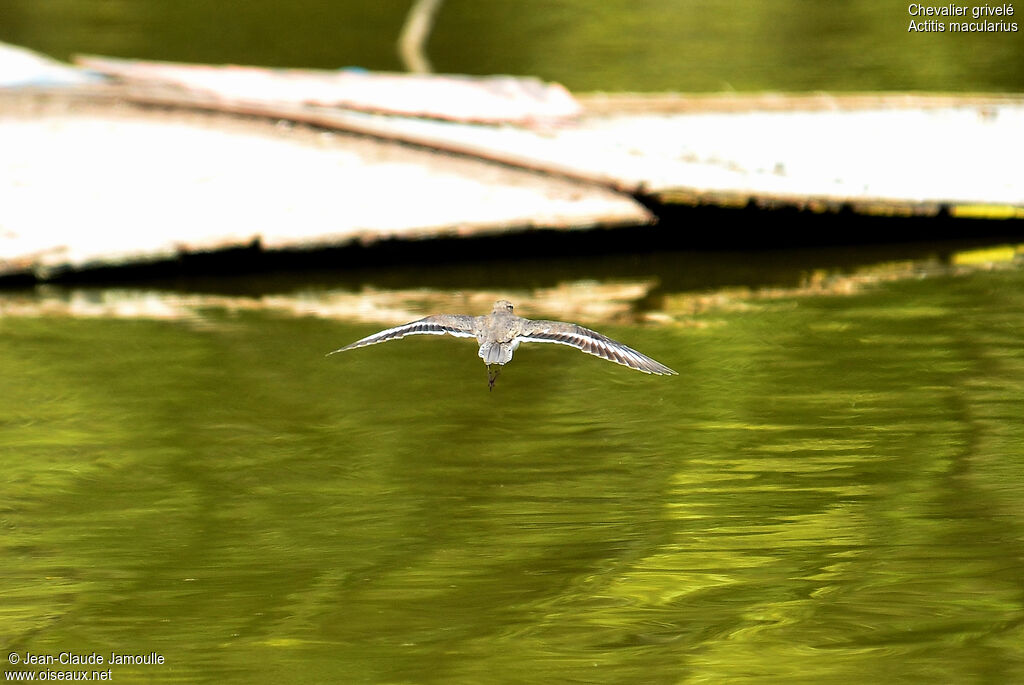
top-left (328, 300), bottom-right (676, 390)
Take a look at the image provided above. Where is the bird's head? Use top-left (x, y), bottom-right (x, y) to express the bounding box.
top-left (493, 300), bottom-right (514, 313)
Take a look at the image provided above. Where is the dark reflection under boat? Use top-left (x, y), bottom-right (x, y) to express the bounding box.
top-left (1, 238), bottom-right (1020, 326)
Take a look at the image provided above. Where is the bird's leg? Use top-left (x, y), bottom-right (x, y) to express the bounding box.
top-left (487, 364), bottom-right (500, 391)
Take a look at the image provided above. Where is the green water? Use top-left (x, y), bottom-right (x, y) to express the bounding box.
top-left (2, 0), bottom-right (1022, 92)
top-left (2, 253), bottom-right (1023, 683)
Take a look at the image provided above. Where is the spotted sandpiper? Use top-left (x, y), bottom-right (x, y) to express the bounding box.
top-left (328, 300), bottom-right (676, 389)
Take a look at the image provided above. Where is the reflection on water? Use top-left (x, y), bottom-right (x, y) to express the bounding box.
top-left (2, 242), bottom-right (1022, 325)
top-left (2, 245), bottom-right (1024, 683)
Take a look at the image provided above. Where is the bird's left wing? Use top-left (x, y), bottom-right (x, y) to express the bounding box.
top-left (327, 314), bottom-right (476, 355)
top-left (517, 320), bottom-right (677, 375)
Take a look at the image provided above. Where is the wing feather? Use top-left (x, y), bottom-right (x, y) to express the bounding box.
top-left (327, 314), bottom-right (476, 356)
top-left (516, 321), bottom-right (677, 375)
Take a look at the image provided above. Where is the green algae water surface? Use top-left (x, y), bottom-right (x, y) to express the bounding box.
top-left (2, 255), bottom-right (1024, 683)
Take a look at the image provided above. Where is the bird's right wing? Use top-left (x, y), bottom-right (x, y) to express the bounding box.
top-left (327, 314), bottom-right (476, 355)
top-left (517, 320), bottom-right (677, 375)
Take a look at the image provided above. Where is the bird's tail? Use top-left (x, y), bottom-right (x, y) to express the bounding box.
top-left (479, 342), bottom-right (513, 365)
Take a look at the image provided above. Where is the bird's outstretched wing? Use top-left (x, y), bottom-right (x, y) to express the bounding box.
top-left (516, 320), bottom-right (677, 375)
top-left (327, 315), bottom-right (476, 355)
